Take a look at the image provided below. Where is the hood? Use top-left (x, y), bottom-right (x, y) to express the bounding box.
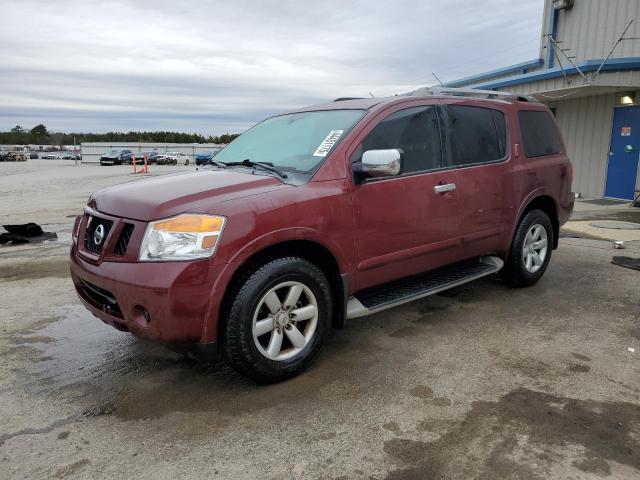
top-left (91, 169), bottom-right (288, 221)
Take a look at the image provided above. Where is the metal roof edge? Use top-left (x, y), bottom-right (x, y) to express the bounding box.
top-left (468, 57), bottom-right (640, 90)
top-left (442, 59), bottom-right (544, 87)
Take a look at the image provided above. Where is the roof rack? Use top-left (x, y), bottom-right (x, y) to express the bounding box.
top-left (409, 86), bottom-right (535, 102)
top-left (333, 97), bottom-right (365, 102)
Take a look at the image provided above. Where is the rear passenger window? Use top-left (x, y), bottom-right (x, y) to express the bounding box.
top-left (444, 105), bottom-right (507, 166)
top-left (518, 110), bottom-right (561, 157)
top-left (356, 106), bottom-right (442, 174)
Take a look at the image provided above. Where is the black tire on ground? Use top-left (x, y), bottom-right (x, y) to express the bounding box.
top-left (501, 209), bottom-right (553, 287)
top-left (223, 257), bottom-right (332, 383)
top-left (185, 159), bottom-right (190, 166)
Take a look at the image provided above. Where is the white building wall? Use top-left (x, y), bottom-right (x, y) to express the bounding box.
top-left (80, 142), bottom-right (224, 164)
top-left (547, 93), bottom-right (617, 199)
top-left (541, 0), bottom-right (640, 65)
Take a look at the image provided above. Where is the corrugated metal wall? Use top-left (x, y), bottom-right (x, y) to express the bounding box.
top-left (542, 0), bottom-right (640, 64)
top-left (80, 142), bottom-right (224, 164)
top-left (548, 93), bottom-right (617, 198)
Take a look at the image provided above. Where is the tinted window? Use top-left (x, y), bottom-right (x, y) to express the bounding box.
top-left (444, 105), bottom-right (506, 166)
top-left (518, 110), bottom-right (561, 157)
top-left (356, 106), bottom-right (442, 174)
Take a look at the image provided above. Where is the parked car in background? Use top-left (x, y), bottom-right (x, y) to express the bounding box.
top-left (131, 151), bottom-right (160, 165)
top-left (195, 151), bottom-right (216, 165)
top-left (62, 153), bottom-right (81, 160)
top-left (1, 152), bottom-right (28, 161)
top-left (156, 151), bottom-right (190, 165)
top-left (70, 89), bottom-right (573, 383)
top-left (99, 149), bottom-right (132, 166)
top-left (41, 153), bottom-right (59, 159)
top-left (29, 152), bottom-right (38, 159)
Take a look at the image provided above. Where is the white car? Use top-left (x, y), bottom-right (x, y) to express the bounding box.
top-left (157, 152), bottom-right (190, 165)
top-left (41, 153), bottom-right (59, 159)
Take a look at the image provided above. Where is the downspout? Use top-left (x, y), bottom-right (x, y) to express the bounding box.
top-left (547, 5), bottom-right (559, 68)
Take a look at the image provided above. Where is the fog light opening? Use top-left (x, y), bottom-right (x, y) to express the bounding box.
top-left (132, 305), bottom-right (151, 324)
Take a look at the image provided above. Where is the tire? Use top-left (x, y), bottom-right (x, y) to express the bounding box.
top-left (223, 257), bottom-right (333, 383)
top-left (185, 159), bottom-right (190, 166)
top-left (501, 209), bottom-right (553, 287)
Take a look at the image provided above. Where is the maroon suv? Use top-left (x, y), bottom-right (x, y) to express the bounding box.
top-left (70, 89), bottom-right (573, 383)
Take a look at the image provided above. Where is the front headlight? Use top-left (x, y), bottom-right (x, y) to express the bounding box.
top-left (139, 214), bottom-right (226, 262)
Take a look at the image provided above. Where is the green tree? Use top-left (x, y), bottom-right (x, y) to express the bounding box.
top-left (30, 124), bottom-right (49, 137)
top-left (10, 125), bottom-right (24, 133)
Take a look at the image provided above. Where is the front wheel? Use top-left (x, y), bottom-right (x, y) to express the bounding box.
top-left (223, 257), bottom-right (332, 383)
top-left (501, 209), bottom-right (553, 287)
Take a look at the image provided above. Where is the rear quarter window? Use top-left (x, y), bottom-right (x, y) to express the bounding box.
top-left (444, 105), bottom-right (507, 167)
top-left (518, 110), bottom-right (562, 158)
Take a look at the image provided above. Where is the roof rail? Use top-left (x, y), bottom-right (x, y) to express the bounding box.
top-left (333, 97), bottom-right (365, 102)
top-left (409, 86), bottom-right (535, 102)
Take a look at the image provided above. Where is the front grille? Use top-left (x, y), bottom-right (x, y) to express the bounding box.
top-left (84, 215), bottom-right (113, 254)
top-left (114, 223), bottom-right (134, 255)
top-left (79, 279), bottom-right (123, 318)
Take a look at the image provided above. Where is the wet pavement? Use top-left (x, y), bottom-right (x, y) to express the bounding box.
top-left (1, 162), bottom-right (640, 479)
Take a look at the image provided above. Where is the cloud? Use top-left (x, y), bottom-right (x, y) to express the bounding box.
top-left (0, 0), bottom-right (544, 134)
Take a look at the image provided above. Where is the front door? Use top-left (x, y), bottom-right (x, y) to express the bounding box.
top-left (605, 106), bottom-right (640, 200)
top-left (351, 104), bottom-right (462, 291)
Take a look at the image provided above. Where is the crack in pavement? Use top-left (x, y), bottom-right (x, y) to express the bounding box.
top-left (0, 413), bottom-right (82, 446)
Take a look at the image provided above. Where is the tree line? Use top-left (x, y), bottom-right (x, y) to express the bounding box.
top-left (0, 124), bottom-right (241, 146)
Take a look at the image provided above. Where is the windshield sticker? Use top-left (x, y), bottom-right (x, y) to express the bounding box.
top-left (313, 130), bottom-right (344, 157)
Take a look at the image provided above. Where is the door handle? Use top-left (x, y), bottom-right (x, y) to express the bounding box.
top-left (434, 183), bottom-right (456, 194)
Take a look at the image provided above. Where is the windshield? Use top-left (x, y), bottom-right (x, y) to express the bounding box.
top-left (215, 110), bottom-right (365, 173)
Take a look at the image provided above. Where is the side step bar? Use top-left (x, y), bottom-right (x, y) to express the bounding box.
top-left (346, 256), bottom-right (503, 319)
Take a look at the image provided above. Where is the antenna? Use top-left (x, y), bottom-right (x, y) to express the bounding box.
top-left (432, 72), bottom-right (444, 86)
top-left (593, 19), bottom-right (635, 80)
top-left (547, 35), bottom-right (588, 80)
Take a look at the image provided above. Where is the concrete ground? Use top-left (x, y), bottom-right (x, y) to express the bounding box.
top-left (562, 198), bottom-right (640, 244)
top-left (1, 161), bottom-right (639, 479)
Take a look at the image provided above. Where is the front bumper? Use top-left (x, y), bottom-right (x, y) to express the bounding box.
top-left (70, 240), bottom-right (225, 350)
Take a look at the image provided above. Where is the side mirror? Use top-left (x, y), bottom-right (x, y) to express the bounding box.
top-left (358, 149), bottom-right (402, 178)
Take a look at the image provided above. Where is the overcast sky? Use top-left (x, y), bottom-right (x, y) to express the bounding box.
top-left (0, 0), bottom-right (544, 135)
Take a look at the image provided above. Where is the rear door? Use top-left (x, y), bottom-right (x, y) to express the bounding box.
top-left (350, 102), bottom-right (462, 291)
top-left (439, 102), bottom-right (511, 258)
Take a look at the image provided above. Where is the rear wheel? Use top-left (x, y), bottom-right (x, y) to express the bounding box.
top-left (223, 257), bottom-right (332, 383)
top-left (501, 209), bottom-right (553, 287)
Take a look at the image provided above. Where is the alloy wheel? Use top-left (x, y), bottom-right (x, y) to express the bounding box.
top-left (252, 281), bottom-right (318, 361)
top-left (522, 223), bottom-right (548, 273)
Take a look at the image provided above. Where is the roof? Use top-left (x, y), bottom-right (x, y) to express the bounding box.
top-left (292, 97), bottom-right (387, 112)
top-left (443, 57), bottom-right (640, 91)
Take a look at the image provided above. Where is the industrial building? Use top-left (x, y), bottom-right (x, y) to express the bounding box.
top-left (80, 142), bottom-right (224, 164)
top-left (444, 0), bottom-right (640, 200)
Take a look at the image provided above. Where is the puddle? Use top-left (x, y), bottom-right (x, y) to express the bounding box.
top-left (384, 388), bottom-right (640, 479)
top-left (6, 303), bottom-right (395, 423)
top-left (0, 257), bottom-right (70, 281)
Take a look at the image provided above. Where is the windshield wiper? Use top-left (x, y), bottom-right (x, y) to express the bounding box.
top-left (222, 159), bottom-right (288, 179)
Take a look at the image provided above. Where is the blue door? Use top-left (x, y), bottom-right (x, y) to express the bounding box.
top-left (605, 106), bottom-right (640, 200)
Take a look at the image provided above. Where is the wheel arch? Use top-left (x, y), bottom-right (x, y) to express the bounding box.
top-left (218, 239), bottom-right (347, 344)
top-left (519, 195), bottom-right (559, 249)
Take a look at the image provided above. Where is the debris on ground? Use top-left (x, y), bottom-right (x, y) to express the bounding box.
top-left (611, 256), bottom-right (640, 272)
top-left (0, 223), bottom-right (57, 245)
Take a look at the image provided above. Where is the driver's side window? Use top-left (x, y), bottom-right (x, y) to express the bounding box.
top-left (352, 106), bottom-right (442, 175)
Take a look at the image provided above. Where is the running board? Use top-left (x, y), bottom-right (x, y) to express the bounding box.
top-left (346, 256), bottom-right (503, 319)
